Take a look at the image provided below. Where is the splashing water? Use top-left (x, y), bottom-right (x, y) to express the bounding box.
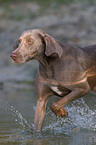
top-left (0, 91), bottom-right (96, 142)
top-left (44, 98), bottom-right (96, 136)
top-left (68, 98), bottom-right (96, 131)
top-left (10, 106), bottom-right (33, 132)
top-left (2, 97), bottom-right (96, 134)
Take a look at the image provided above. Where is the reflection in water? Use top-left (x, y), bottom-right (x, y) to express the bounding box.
top-left (0, 88), bottom-right (96, 144)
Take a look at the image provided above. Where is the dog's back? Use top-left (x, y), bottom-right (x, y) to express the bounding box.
top-left (83, 44), bottom-right (96, 61)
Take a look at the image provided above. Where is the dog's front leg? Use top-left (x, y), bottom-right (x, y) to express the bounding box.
top-left (34, 78), bottom-right (52, 132)
top-left (51, 85), bottom-right (90, 117)
top-left (34, 98), bottom-right (48, 132)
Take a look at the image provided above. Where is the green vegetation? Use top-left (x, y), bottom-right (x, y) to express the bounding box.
top-left (0, 0), bottom-right (95, 21)
top-left (0, 0), bottom-right (95, 6)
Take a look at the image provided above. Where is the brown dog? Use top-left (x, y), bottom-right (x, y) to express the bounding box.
top-left (10, 29), bottom-right (96, 132)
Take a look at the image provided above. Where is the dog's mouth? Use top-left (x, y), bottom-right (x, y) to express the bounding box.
top-left (10, 54), bottom-right (17, 60)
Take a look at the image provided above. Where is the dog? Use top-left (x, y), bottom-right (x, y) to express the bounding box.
top-left (10, 29), bottom-right (96, 132)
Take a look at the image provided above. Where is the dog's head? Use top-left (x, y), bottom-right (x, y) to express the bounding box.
top-left (10, 29), bottom-right (63, 63)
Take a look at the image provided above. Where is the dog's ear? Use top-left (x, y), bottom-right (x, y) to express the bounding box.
top-left (43, 34), bottom-right (63, 57)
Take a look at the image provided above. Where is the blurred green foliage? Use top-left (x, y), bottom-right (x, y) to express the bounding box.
top-left (0, 0), bottom-right (95, 6)
top-left (0, 0), bottom-right (95, 21)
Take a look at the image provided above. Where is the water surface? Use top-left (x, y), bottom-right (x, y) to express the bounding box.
top-left (0, 84), bottom-right (96, 145)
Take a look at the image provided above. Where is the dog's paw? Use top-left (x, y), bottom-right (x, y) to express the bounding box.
top-left (50, 106), bottom-right (68, 118)
top-left (58, 108), bottom-right (68, 117)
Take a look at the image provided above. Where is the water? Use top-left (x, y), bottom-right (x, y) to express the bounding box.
top-left (0, 84), bottom-right (96, 145)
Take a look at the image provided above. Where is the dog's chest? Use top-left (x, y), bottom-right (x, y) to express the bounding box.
top-left (50, 86), bottom-right (63, 96)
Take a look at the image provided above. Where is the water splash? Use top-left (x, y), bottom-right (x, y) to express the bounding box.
top-left (68, 98), bottom-right (96, 131)
top-left (0, 91), bottom-right (96, 141)
top-left (10, 106), bottom-right (33, 132)
top-left (44, 98), bottom-right (96, 135)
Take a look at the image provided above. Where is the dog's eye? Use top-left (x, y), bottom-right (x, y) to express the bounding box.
top-left (19, 39), bottom-right (22, 44)
top-left (13, 39), bottom-right (20, 50)
top-left (16, 40), bottom-right (21, 48)
top-left (27, 39), bottom-right (34, 45)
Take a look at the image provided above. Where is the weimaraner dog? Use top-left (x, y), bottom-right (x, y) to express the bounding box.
top-left (11, 29), bottom-right (96, 132)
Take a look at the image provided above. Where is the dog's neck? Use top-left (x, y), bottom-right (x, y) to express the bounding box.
top-left (36, 53), bottom-right (58, 66)
top-left (36, 53), bottom-right (49, 67)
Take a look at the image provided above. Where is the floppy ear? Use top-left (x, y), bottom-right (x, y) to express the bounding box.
top-left (43, 34), bottom-right (63, 57)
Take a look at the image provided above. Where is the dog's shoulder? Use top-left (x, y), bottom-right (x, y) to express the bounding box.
top-left (60, 43), bottom-right (84, 59)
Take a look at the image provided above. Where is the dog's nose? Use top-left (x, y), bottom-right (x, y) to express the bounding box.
top-left (10, 53), bottom-right (17, 60)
